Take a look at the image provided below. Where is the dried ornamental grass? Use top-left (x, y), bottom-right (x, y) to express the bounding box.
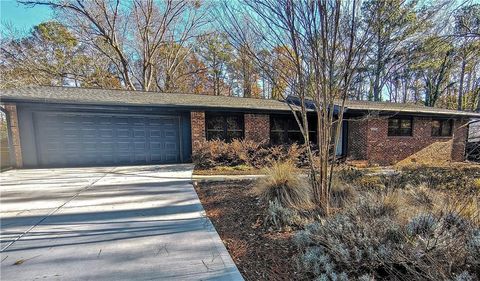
top-left (254, 160), bottom-right (314, 210)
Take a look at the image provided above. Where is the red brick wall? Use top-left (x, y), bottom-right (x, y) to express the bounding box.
top-left (347, 117), bottom-right (468, 165)
top-left (244, 114), bottom-right (270, 143)
top-left (190, 111), bottom-right (469, 165)
top-left (3, 103), bottom-right (22, 168)
top-left (367, 117), bottom-right (430, 165)
top-left (451, 119), bottom-right (468, 162)
top-left (347, 119), bottom-right (368, 160)
top-left (190, 111), bottom-right (205, 155)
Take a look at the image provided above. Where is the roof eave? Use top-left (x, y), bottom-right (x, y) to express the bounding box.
top-left (345, 108), bottom-right (480, 118)
top-left (0, 96), bottom-right (297, 113)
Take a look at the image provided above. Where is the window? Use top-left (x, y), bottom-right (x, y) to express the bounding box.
top-left (270, 115), bottom-right (317, 145)
top-left (206, 113), bottom-right (244, 142)
top-left (432, 119), bottom-right (453, 137)
top-left (388, 117), bottom-right (413, 136)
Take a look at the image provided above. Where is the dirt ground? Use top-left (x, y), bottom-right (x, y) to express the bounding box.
top-left (194, 180), bottom-right (303, 281)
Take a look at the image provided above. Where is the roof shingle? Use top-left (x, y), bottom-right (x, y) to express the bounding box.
top-left (1, 86), bottom-right (479, 118)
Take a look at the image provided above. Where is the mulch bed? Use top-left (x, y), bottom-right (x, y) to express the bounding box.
top-left (194, 180), bottom-right (303, 280)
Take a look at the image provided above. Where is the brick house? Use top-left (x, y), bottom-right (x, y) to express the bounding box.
top-left (1, 86), bottom-right (478, 168)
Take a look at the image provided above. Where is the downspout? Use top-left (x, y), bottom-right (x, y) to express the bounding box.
top-left (0, 105), bottom-right (14, 168)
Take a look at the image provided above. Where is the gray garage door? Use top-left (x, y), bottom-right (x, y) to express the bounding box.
top-left (33, 112), bottom-right (181, 167)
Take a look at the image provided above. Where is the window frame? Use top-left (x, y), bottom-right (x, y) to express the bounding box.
top-left (269, 114), bottom-right (317, 145)
top-left (205, 113), bottom-right (244, 142)
top-left (431, 118), bottom-right (453, 137)
top-left (387, 117), bottom-right (413, 137)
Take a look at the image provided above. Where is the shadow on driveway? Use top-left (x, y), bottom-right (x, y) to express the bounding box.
top-left (0, 165), bottom-right (243, 281)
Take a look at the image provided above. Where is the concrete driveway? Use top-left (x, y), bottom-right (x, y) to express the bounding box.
top-left (0, 165), bottom-right (243, 281)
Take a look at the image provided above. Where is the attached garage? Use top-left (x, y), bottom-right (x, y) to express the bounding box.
top-left (14, 103), bottom-right (191, 168)
top-left (34, 112), bottom-right (181, 167)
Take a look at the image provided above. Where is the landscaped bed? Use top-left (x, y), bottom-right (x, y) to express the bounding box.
top-left (194, 180), bottom-right (305, 280)
top-left (193, 165), bottom-right (263, 175)
top-left (195, 165), bottom-right (480, 281)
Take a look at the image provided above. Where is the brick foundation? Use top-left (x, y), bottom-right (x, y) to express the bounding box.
top-left (244, 114), bottom-right (270, 143)
top-left (347, 116), bottom-right (468, 165)
top-left (3, 103), bottom-right (22, 168)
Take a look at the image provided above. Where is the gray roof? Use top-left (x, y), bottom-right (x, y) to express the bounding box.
top-left (343, 100), bottom-right (480, 117)
top-left (0, 86), bottom-right (293, 112)
top-left (1, 86), bottom-right (479, 117)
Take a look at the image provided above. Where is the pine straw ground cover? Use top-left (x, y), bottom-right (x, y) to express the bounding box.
top-left (193, 180), bottom-right (305, 280)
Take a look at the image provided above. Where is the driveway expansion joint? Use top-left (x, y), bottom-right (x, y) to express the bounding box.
top-left (0, 167), bottom-right (115, 253)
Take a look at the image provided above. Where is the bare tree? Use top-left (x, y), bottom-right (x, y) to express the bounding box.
top-left (20, 0), bottom-right (208, 91)
top-left (0, 21), bottom-right (120, 88)
top-left (218, 0), bottom-right (370, 213)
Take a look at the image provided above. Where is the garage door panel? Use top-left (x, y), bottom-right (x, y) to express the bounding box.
top-left (99, 129), bottom-right (114, 137)
top-left (33, 112), bottom-right (181, 167)
top-left (117, 129), bottom-right (130, 138)
top-left (117, 142), bottom-right (131, 150)
top-left (133, 129), bottom-right (146, 138)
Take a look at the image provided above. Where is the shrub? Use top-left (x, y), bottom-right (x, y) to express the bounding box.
top-left (355, 195), bottom-right (397, 219)
top-left (406, 213), bottom-right (437, 237)
top-left (442, 212), bottom-right (470, 232)
top-left (191, 139), bottom-right (242, 169)
top-left (466, 229), bottom-right (480, 262)
top-left (406, 185), bottom-right (433, 208)
top-left (354, 175), bottom-right (384, 190)
top-left (266, 199), bottom-right (304, 230)
top-left (330, 179), bottom-right (355, 209)
top-left (254, 160), bottom-right (313, 210)
top-left (454, 271), bottom-right (476, 281)
top-left (192, 139), bottom-right (312, 169)
top-left (399, 166), bottom-right (480, 192)
top-left (336, 166), bottom-right (365, 183)
top-left (295, 198), bottom-right (479, 280)
top-left (379, 172), bottom-right (408, 189)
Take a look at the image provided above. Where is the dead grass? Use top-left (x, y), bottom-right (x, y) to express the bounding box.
top-left (193, 164), bottom-right (262, 175)
top-left (254, 161), bottom-right (314, 210)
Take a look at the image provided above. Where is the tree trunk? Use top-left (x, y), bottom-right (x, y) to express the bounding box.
top-left (458, 58), bottom-right (466, 110)
top-left (373, 24), bottom-right (383, 101)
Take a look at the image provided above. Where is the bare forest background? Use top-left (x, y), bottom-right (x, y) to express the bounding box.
top-left (0, 0), bottom-right (479, 111)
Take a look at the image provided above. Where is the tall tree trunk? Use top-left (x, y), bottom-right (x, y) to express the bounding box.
top-left (373, 20), bottom-right (383, 101)
top-left (402, 75), bottom-right (409, 103)
top-left (458, 58), bottom-right (466, 110)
